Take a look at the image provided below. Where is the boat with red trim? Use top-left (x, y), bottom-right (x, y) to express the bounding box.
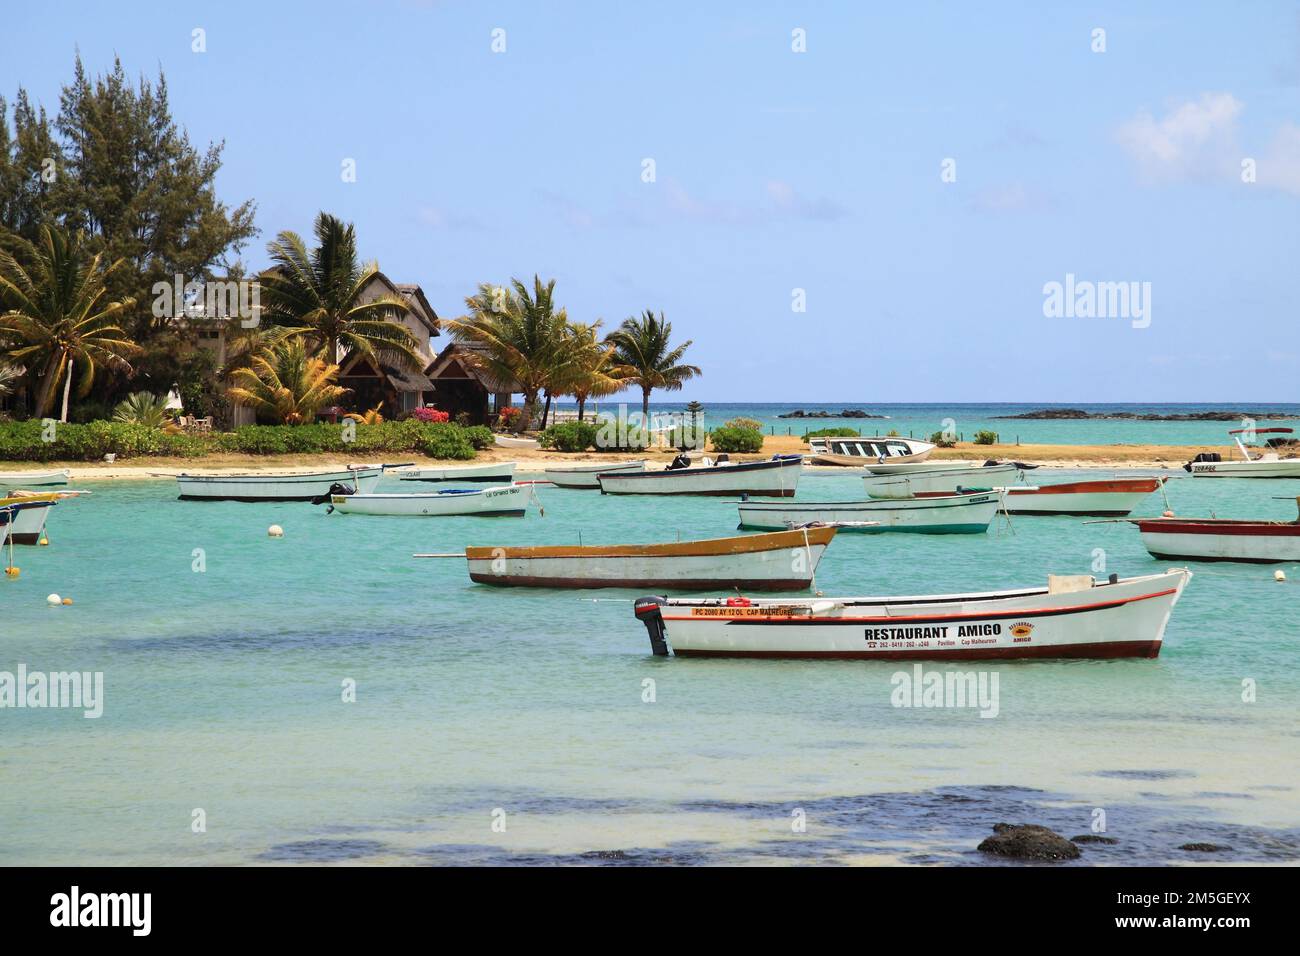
top-left (1128, 500), bottom-right (1300, 562)
top-left (631, 569), bottom-right (1191, 660)
top-left (996, 477), bottom-right (1165, 516)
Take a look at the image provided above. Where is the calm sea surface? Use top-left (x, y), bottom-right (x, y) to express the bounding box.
top-left (572, 402), bottom-right (1300, 446)
top-left (2, 464), bottom-right (1299, 865)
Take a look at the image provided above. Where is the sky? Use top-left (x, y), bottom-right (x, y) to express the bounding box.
top-left (2, 0), bottom-right (1298, 402)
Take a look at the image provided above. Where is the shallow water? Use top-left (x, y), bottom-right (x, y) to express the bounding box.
top-left (2, 468), bottom-right (1298, 865)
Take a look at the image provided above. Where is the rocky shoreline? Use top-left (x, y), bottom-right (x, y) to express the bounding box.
top-left (993, 407), bottom-right (1297, 422)
top-left (777, 408), bottom-right (885, 419)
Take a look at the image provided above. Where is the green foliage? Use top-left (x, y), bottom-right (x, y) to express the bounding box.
top-left (929, 431), bottom-right (957, 448)
top-left (0, 419), bottom-right (206, 460)
top-left (709, 425), bottom-right (764, 454)
top-left (463, 425), bottom-right (493, 450)
top-left (804, 427), bottom-right (859, 440)
top-left (422, 424), bottom-right (476, 460)
top-left (538, 420), bottom-right (599, 452)
top-left (973, 430), bottom-right (999, 445)
top-left (724, 416), bottom-right (764, 431)
top-left (112, 391), bottom-right (169, 426)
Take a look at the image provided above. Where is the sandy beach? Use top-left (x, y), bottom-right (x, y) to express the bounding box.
top-left (0, 436), bottom-right (1231, 480)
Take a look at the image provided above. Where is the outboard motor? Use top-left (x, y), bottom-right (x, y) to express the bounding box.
top-left (668, 452), bottom-right (692, 471)
top-left (633, 596), bottom-right (670, 656)
top-left (309, 481), bottom-right (356, 506)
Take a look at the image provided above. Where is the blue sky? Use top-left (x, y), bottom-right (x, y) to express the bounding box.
top-left (3, 0), bottom-right (1298, 402)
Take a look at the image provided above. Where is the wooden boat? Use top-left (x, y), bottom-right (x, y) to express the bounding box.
top-left (394, 461), bottom-right (516, 483)
top-left (494, 434), bottom-right (540, 450)
top-left (996, 477), bottom-right (1164, 516)
top-left (599, 456), bottom-right (802, 497)
top-left (0, 468), bottom-right (71, 487)
top-left (737, 490), bottom-right (999, 534)
top-left (169, 465), bottom-right (387, 501)
top-left (1185, 428), bottom-right (1300, 478)
top-left (456, 526), bottom-right (836, 590)
top-left (1128, 513), bottom-right (1300, 563)
top-left (0, 495), bottom-right (58, 545)
top-left (863, 462), bottom-right (1023, 497)
top-left (631, 569), bottom-right (1192, 660)
top-left (328, 483), bottom-right (529, 517)
top-left (808, 436), bottom-right (934, 467)
top-left (543, 460), bottom-right (646, 489)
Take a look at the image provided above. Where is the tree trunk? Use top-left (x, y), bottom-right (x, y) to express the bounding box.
top-left (60, 358), bottom-right (74, 423)
top-left (641, 387), bottom-right (651, 422)
top-left (541, 391), bottom-right (552, 430)
top-left (577, 396), bottom-right (586, 421)
top-left (521, 391), bottom-right (539, 432)
top-left (31, 352), bottom-right (63, 420)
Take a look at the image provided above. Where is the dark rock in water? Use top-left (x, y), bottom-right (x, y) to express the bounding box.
top-left (994, 407), bottom-right (1297, 422)
top-left (778, 408), bottom-right (885, 419)
top-left (1071, 834), bottom-right (1119, 845)
top-left (1179, 842), bottom-right (1232, 852)
top-left (978, 823), bottom-right (1081, 860)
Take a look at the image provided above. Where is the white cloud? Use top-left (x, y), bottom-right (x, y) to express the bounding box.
top-left (1116, 92), bottom-right (1243, 182)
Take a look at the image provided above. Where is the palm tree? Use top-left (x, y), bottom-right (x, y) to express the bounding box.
top-left (445, 275), bottom-right (568, 431)
top-left (0, 225), bottom-right (140, 419)
top-left (112, 391), bottom-right (170, 426)
top-left (226, 339), bottom-right (348, 425)
top-left (0, 362), bottom-right (21, 398)
top-left (258, 212), bottom-right (422, 371)
top-left (606, 310), bottom-right (701, 420)
top-left (557, 321), bottom-right (626, 421)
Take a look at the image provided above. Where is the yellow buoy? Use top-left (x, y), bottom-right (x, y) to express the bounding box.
top-left (39, 537), bottom-right (49, 546)
top-left (4, 567), bottom-right (18, 578)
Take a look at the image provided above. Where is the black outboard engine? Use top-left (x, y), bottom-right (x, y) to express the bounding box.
top-left (633, 596), bottom-right (670, 656)
top-left (668, 453), bottom-right (692, 471)
top-left (309, 481), bottom-right (356, 506)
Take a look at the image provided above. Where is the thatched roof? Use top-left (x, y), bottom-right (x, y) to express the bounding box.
top-left (426, 342), bottom-right (520, 394)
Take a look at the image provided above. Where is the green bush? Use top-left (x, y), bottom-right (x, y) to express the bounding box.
top-left (464, 425), bottom-right (493, 450)
top-left (710, 425), bottom-right (764, 454)
top-left (0, 420), bottom-right (213, 461)
top-left (929, 430), bottom-right (957, 448)
top-left (804, 427), bottom-right (859, 440)
top-left (724, 416), bottom-right (764, 431)
top-left (538, 421), bottom-right (599, 452)
top-left (973, 430), bottom-right (998, 445)
top-left (423, 425), bottom-right (476, 460)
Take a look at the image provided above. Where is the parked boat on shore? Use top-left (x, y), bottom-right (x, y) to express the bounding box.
top-left (167, 465), bottom-right (390, 501)
top-left (444, 526), bottom-right (836, 590)
top-left (543, 460), bottom-right (646, 489)
top-left (737, 490), bottom-right (999, 533)
top-left (328, 483), bottom-right (530, 517)
top-left (0, 469), bottom-right (71, 488)
top-left (808, 436), bottom-right (934, 467)
top-left (863, 462), bottom-right (1025, 497)
top-left (1185, 428), bottom-right (1300, 478)
top-left (494, 434), bottom-right (540, 450)
top-left (631, 569), bottom-right (1192, 660)
top-left (395, 461), bottom-right (516, 483)
top-left (599, 455), bottom-right (802, 497)
top-left (995, 477), bottom-right (1164, 516)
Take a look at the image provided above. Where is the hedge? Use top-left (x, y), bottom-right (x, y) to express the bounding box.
top-left (538, 421), bottom-right (599, 452)
top-left (0, 420), bottom-right (485, 462)
top-left (709, 425), bottom-right (765, 454)
top-left (804, 427), bottom-right (860, 440)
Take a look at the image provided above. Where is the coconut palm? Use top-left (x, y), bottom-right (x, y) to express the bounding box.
top-left (556, 321), bottom-right (626, 421)
top-left (445, 275), bottom-right (568, 431)
top-left (606, 310), bottom-right (701, 420)
top-left (226, 339), bottom-right (348, 425)
top-left (0, 362), bottom-right (21, 397)
top-left (257, 212), bottom-right (422, 370)
top-left (112, 391), bottom-right (170, 426)
top-left (0, 225), bottom-right (140, 419)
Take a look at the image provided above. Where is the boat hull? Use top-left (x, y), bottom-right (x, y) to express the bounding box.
top-left (808, 437), bottom-right (935, 467)
top-left (999, 478), bottom-right (1162, 517)
top-left (738, 492), bottom-right (999, 534)
top-left (1135, 519), bottom-right (1300, 563)
top-left (1187, 460), bottom-right (1300, 478)
top-left (0, 500), bottom-right (55, 544)
top-left (0, 469), bottom-right (70, 487)
top-left (543, 460), bottom-right (646, 489)
top-left (466, 526), bottom-right (835, 590)
top-left (396, 462), bottom-right (516, 483)
top-left (330, 484), bottom-right (527, 516)
top-left (636, 570), bottom-right (1190, 660)
top-left (176, 468), bottom-right (383, 501)
top-left (864, 464), bottom-right (1020, 497)
top-left (599, 458), bottom-right (802, 497)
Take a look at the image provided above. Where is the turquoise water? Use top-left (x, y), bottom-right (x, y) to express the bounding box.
top-left (572, 402), bottom-right (1300, 446)
top-left (2, 469), bottom-right (1299, 865)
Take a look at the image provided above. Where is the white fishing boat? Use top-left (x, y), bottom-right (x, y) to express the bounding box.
top-left (450, 526), bottom-right (836, 590)
top-left (543, 460), bottom-right (646, 489)
top-left (494, 434), bottom-right (540, 450)
top-left (169, 465), bottom-right (387, 501)
top-left (394, 461), bottom-right (517, 483)
top-left (737, 490), bottom-right (999, 534)
top-left (997, 477), bottom-right (1164, 516)
top-left (631, 569), bottom-right (1192, 660)
top-left (807, 436), bottom-right (935, 467)
top-left (599, 456), bottom-right (802, 497)
top-left (0, 495), bottom-right (58, 545)
top-left (1127, 506), bottom-right (1300, 563)
top-left (0, 468), bottom-right (71, 487)
top-left (864, 462), bottom-right (1024, 497)
top-left (1184, 428), bottom-right (1300, 478)
top-left (328, 483), bottom-right (530, 517)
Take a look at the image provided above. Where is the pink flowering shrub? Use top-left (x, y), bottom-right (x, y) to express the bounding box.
top-left (413, 407), bottom-right (449, 423)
